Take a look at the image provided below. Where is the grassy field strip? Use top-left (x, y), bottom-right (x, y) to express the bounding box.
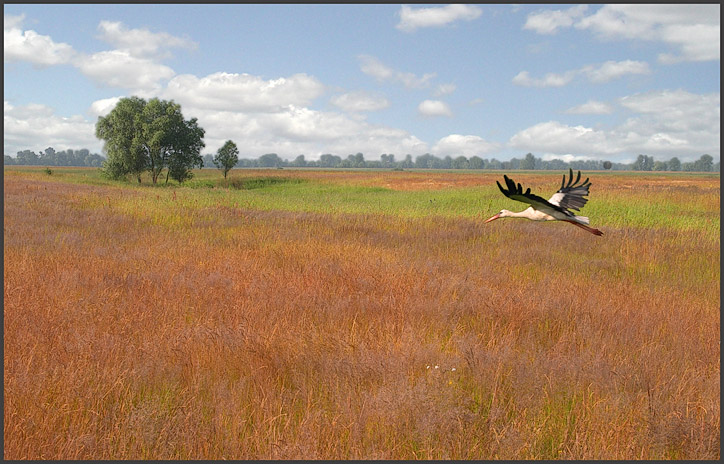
top-left (35, 168), bottom-right (716, 240)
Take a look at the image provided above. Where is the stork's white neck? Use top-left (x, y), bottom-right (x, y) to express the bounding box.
top-left (504, 207), bottom-right (555, 221)
top-left (507, 209), bottom-right (532, 218)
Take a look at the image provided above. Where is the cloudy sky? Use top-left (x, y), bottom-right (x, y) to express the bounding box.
top-left (4, 4), bottom-right (720, 163)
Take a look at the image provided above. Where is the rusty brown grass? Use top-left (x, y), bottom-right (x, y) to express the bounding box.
top-left (4, 168), bottom-right (719, 459)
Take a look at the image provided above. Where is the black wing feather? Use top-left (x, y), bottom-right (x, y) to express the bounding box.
top-left (554, 168), bottom-right (592, 212)
top-left (496, 174), bottom-right (569, 216)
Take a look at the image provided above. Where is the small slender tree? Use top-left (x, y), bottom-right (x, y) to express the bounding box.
top-left (213, 140), bottom-right (239, 178)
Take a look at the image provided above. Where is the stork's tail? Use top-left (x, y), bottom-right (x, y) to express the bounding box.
top-left (574, 215), bottom-right (590, 225)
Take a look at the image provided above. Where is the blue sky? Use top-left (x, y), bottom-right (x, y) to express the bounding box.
top-left (4, 4), bottom-right (720, 163)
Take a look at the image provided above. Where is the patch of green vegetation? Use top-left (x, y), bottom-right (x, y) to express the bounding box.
top-left (588, 191), bottom-right (719, 238)
top-left (220, 176), bottom-right (307, 190)
top-left (533, 389), bottom-right (586, 459)
top-left (5, 166), bottom-right (719, 239)
top-left (183, 178), bottom-right (218, 189)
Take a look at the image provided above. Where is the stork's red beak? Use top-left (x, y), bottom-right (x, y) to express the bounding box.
top-left (484, 213), bottom-right (500, 223)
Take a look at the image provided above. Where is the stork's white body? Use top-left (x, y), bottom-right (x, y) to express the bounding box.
top-left (504, 206), bottom-right (590, 224)
top-left (486, 169), bottom-right (602, 236)
top-left (510, 207), bottom-right (554, 221)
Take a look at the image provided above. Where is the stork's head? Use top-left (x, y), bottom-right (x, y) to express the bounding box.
top-left (484, 209), bottom-right (511, 223)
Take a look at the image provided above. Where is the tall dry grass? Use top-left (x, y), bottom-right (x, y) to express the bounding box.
top-left (4, 171), bottom-right (719, 459)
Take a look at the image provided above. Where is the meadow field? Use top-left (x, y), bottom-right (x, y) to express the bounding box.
top-left (4, 166), bottom-right (720, 459)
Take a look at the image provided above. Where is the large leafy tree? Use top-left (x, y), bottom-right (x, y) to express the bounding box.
top-left (96, 97), bottom-right (205, 184)
top-left (163, 112), bottom-right (205, 184)
top-left (96, 96), bottom-right (148, 182)
top-left (213, 140), bottom-right (239, 178)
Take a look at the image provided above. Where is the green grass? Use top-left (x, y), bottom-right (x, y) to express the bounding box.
top-left (8, 166), bottom-right (717, 239)
top-left (164, 181), bottom-right (717, 239)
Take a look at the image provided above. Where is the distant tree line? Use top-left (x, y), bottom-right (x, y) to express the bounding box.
top-left (628, 153), bottom-right (717, 172)
top-left (4, 147), bottom-right (106, 167)
top-left (200, 151), bottom-right (720, 172)
top-left (6, 147), bottom-right (719, 173)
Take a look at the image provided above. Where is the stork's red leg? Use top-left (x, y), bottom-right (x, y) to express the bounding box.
top-left (565, 220), bottom-right (604, 236)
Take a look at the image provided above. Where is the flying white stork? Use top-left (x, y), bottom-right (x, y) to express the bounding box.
top-left (484, 168), bottom-right (604, 236)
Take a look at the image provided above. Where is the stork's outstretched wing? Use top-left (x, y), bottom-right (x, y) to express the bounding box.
top-left (496, 173), bottom-right (570, 216)
top-left (547, 168), bottom-right (592, 212)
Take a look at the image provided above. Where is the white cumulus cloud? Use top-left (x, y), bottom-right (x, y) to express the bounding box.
top-left (510, 121), bottom-right (616, 157)
top-left (4, 17), bottom-right (180, 93)
top-left (189, 105), bottom-right (429, 158)
top-left (153, 70), bottom-right (431, 158)
top-left (163, 72), bottom-right (325, 113)
top-left (4, 14), bottom-right (24, 30)
top-left (540, 153), bottom-right (598, 163)
top-left (417, 100), bottom-right (452, 117)
top-left (527, 4), bottom-right (719, 63)
top-left (513, 60), bottom-right (650, 87)
top-left (74, 50), bottom-right (175, 94)
top-left (330, 91), bottom-right (390, 112)
top-left (565, 100), bottom-right (614, 115)
top-left (654, 22), bottom-right (720, 64)
top-left (96, 20), bottom-right (198, 59)
top-left (396, 4), bottom-right (482, 32)
top-left (433, 83), bottom-right (456, 97)
top-left (358, 55), bottom-right (436, 89)
top-left (523, 5), bottom-right (588, 35)
top-left (3, 16), bottom-right (438, 160)
top-left (580, 60), bottom-right (650, 83)
top-left (614, 89), bottom-right (720, 156)
top-left (510, 89), bottom-right (720, 160)
top-left (4, 101), bottom-right (99, 155)
top-left (4, 14), bottom-right (76, 66)
top-left (88, 97), bottom-right (123, 118)
top-left (432, 134), bottom-right (500, 157)
top-left (512, 70), bottom-right (577, 88)
top-left (618, 89), bottom-right (717, 117)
